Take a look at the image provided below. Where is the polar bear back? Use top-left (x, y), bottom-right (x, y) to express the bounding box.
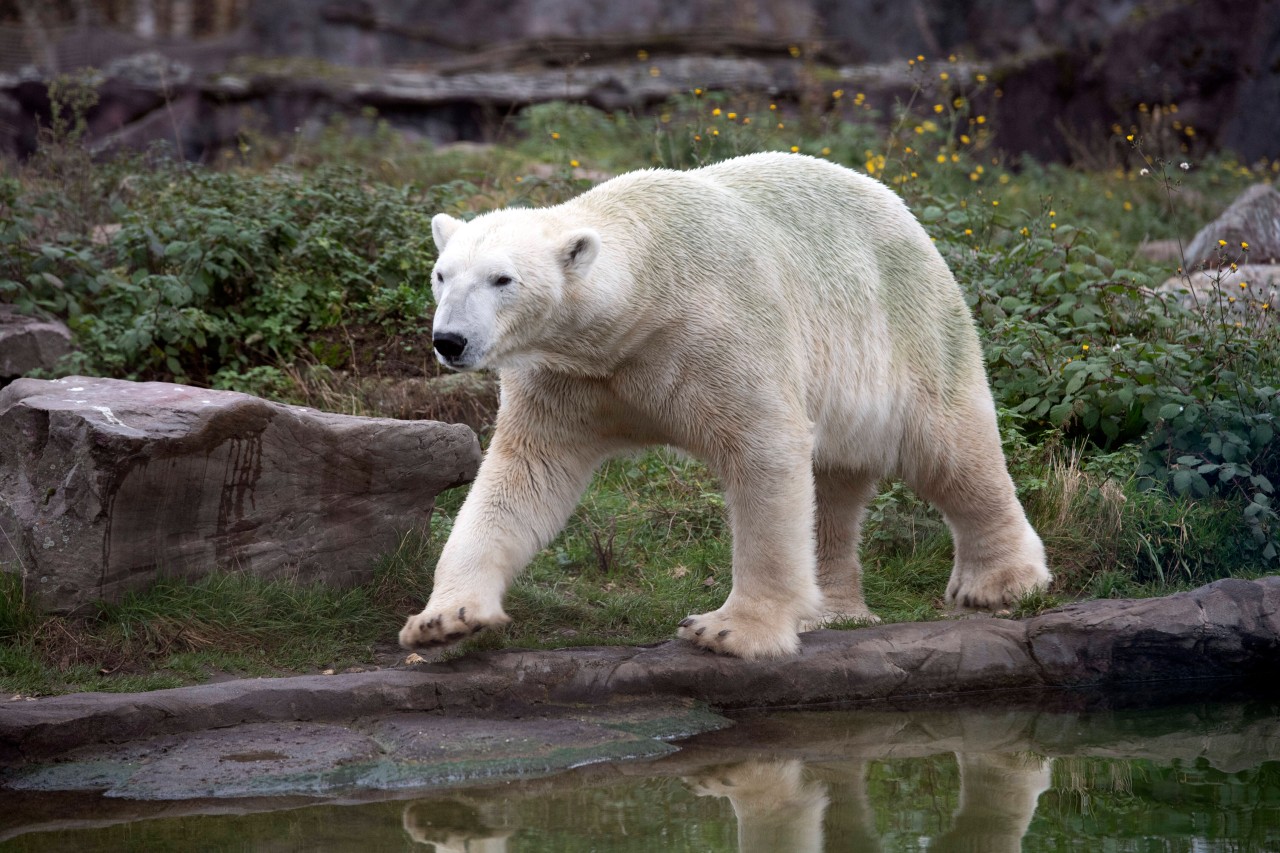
top-left (559, 153), bottom-right (988, 472)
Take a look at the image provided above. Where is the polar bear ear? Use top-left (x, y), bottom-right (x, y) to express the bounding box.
top-left (432, 213), bottom-right (464, 252)
top-left (559, 228), bottom-right (601, 275)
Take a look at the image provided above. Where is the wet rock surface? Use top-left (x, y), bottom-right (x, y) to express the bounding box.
top-left (1, 576), bottom-right (1277, 802)
top-left (0, 701), bottom-right (726, 801)
top-left (0, 375), bottom-right (480, 612)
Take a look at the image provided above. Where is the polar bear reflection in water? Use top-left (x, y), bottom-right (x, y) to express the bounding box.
top-left (400, 751), bottom-right (1051, 852)
top-left (684, 752), bottom-right (1050, 853)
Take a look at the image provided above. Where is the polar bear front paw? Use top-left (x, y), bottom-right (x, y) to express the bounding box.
top-left (676, 607), bottom-right (801, 660)
top-left (398, 603), bottom-right (511, 651)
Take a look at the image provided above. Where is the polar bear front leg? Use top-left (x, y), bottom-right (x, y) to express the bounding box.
top-left (399, 420), bottom-right (602, 651)
top-left (677, 446), bottom-right (823, 659)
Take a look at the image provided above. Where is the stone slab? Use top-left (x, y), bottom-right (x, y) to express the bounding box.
top-left (0, 376), bottom-right (480, 611)
top-left (2, 577), bottom-right (1277, 772)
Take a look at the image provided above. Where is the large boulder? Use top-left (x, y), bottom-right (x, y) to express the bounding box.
top-left (1157, 263), bottom-right (1279, 323)
top-left (0, 376), bottom-right (480, 613)
top-left (0, 306), bottom-right (72, 382)
top-left (1184, 184), bottom-right (1280, 268)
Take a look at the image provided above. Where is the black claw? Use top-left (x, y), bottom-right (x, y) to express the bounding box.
top-left (679, 618), bottom-right (694, 628)
top-left (717, 629), bottom-right (731, 638)
top-left (445, 631), bottom-right (466, 641)
top-left (458, 607), bottom-right (467, 622)
top-left (695, 627), bottom-right (705, 637)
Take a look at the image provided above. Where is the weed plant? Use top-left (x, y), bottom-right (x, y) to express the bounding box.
top-left (0, 59), bottom-right (1276, 694)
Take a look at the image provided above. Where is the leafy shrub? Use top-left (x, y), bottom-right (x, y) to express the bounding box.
top-left (2, 165), bottom-right (445, 386)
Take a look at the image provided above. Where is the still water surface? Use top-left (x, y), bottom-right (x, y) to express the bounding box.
top-left (4, 698), bottom-right (1279, 851)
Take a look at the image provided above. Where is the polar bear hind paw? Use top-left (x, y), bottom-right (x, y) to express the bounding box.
top-left (398, 605), bottom-right (510, 650)
top-left (676, 609), bottom-right (801, 660)
top-left (945, 563), bottom-right (1051, 611)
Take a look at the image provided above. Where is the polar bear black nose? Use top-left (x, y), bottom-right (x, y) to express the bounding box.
top-left (433, 331), bottom-right (468, 361)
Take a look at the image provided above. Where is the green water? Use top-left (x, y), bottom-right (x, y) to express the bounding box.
top-left (4, 699), bottom-right (1279, 851)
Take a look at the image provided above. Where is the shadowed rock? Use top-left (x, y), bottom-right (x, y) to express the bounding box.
top-left (1184, 184), bottom-right (1280, 268)
top-left (0, 306), bottom-right (71, 381)
top-left (0, 375), bottom-right (480, 612)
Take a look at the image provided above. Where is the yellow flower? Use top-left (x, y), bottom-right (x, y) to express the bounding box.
top-left (1126, 134), bottom-right (1134, 142)
top-left (933, 104), bottom-right (944, 113)
top-left (1123, 201), bottom-right (1133, 211)
top-left (975, 115), bottom-right (987, 124)
top-left (1241, 281), bottom-right (1248, 289)
top-left (976, 73), bottom-right (988, 82)
top-left (960, 134), bottom-right (971, 144)
top-left (1050, 223), bottom-right (1057, 230)
top-left (1242, 241), bottom-right (1250, 250)
top-left (1230, 262), bottom-right (1238, 271)
top-left (777, 122), bottom-right (785, 129)
top-left (953, 97), bottom-right (964, 108)
top-left (742, 117), bottom-right (750, 124)
top-left (917, 54), bottom-right (925, 61)
top-left (1020, 227), bottom-right (1030, 237)
top-left (1264, 303), bottom-right (1271, 310)
top-left (992, 200), bottom-right (999, 206)
top-left (821, 147), bottom-right (831, 156)
top-left (936, 154), bottom-right (946, 163)
top-left (969, 172), bottom-right (979, 181)
top-left (694, 88), bottom-right (702, 95)
top-left (727, 112), bottom-right (737, 119)
top-left (951, 153), bottom-right (959, 162)
top-left (769, 103), bottom-right (777, 110)
top-left (788, 45), bottom-right (801, 57)
top-left (940, 72), bottom-right (949, 80)
top-left (551, 131), bottom-right (560, 139)
top-left (1082, 344), bottom-right (1089, 351)
top-left (637, 49), bottom-right (649, 60)
top-left (964, 228), bottom-right (973, 235)
top-left (570, 159), bottom-right (579, 167)
top-left (790, 145), bottom-right (799, 153)
top-left (832, 89), bottom-right (844, 98)
top-left (712, 129), bottom-right (719, 136)
top-left (1218, 239), bottom-right (1227, 246)
top-left (694, 134), bottom-right (701, 141)
top-left (649, 66), bottom-right (660, 77)
top-left (1049, 210), bottom-right (1056, 217)
top-left (712, 108), bottom-right (722, 116)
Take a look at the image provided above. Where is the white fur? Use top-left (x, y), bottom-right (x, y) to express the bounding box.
top-left (400, 153), bottom-right (1051, 660)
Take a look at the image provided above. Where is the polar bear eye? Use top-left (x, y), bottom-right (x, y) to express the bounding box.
top-left (434, 271), bottom-right (444, 284)
top-left (492, 275), bottom-right (514, 287)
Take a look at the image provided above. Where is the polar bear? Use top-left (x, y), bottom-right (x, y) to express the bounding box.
top-left (399, 152), bottom-right (1049, 660)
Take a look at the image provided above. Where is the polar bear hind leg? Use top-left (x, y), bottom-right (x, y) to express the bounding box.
top-left (801, 467), bottom-right (881, 631)
top-left (903, 393), bottom-right (1051, 610)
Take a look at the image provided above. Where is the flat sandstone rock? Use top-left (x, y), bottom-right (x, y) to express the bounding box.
top-left (0, 376), bottom-right (480, 612)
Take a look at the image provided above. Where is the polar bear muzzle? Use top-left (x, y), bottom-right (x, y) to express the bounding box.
top-left (433, 331), bottom-right (469, 366)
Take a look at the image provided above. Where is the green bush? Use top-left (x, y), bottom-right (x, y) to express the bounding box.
top-left (1, 165), bottom-right (446, 386)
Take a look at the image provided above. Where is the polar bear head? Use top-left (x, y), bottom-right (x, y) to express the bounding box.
top-left (429, 211), bottom-right (601, 371)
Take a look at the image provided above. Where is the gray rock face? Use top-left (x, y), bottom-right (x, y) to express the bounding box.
top-left (0, 375), bottom-right (480, 612)
top-left (1184, 184), bottom-right (1280, 268)
top-left (1157, 263), bottom-right (1279, 322)
top-left (0, 306), bottom-right (71, 380)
